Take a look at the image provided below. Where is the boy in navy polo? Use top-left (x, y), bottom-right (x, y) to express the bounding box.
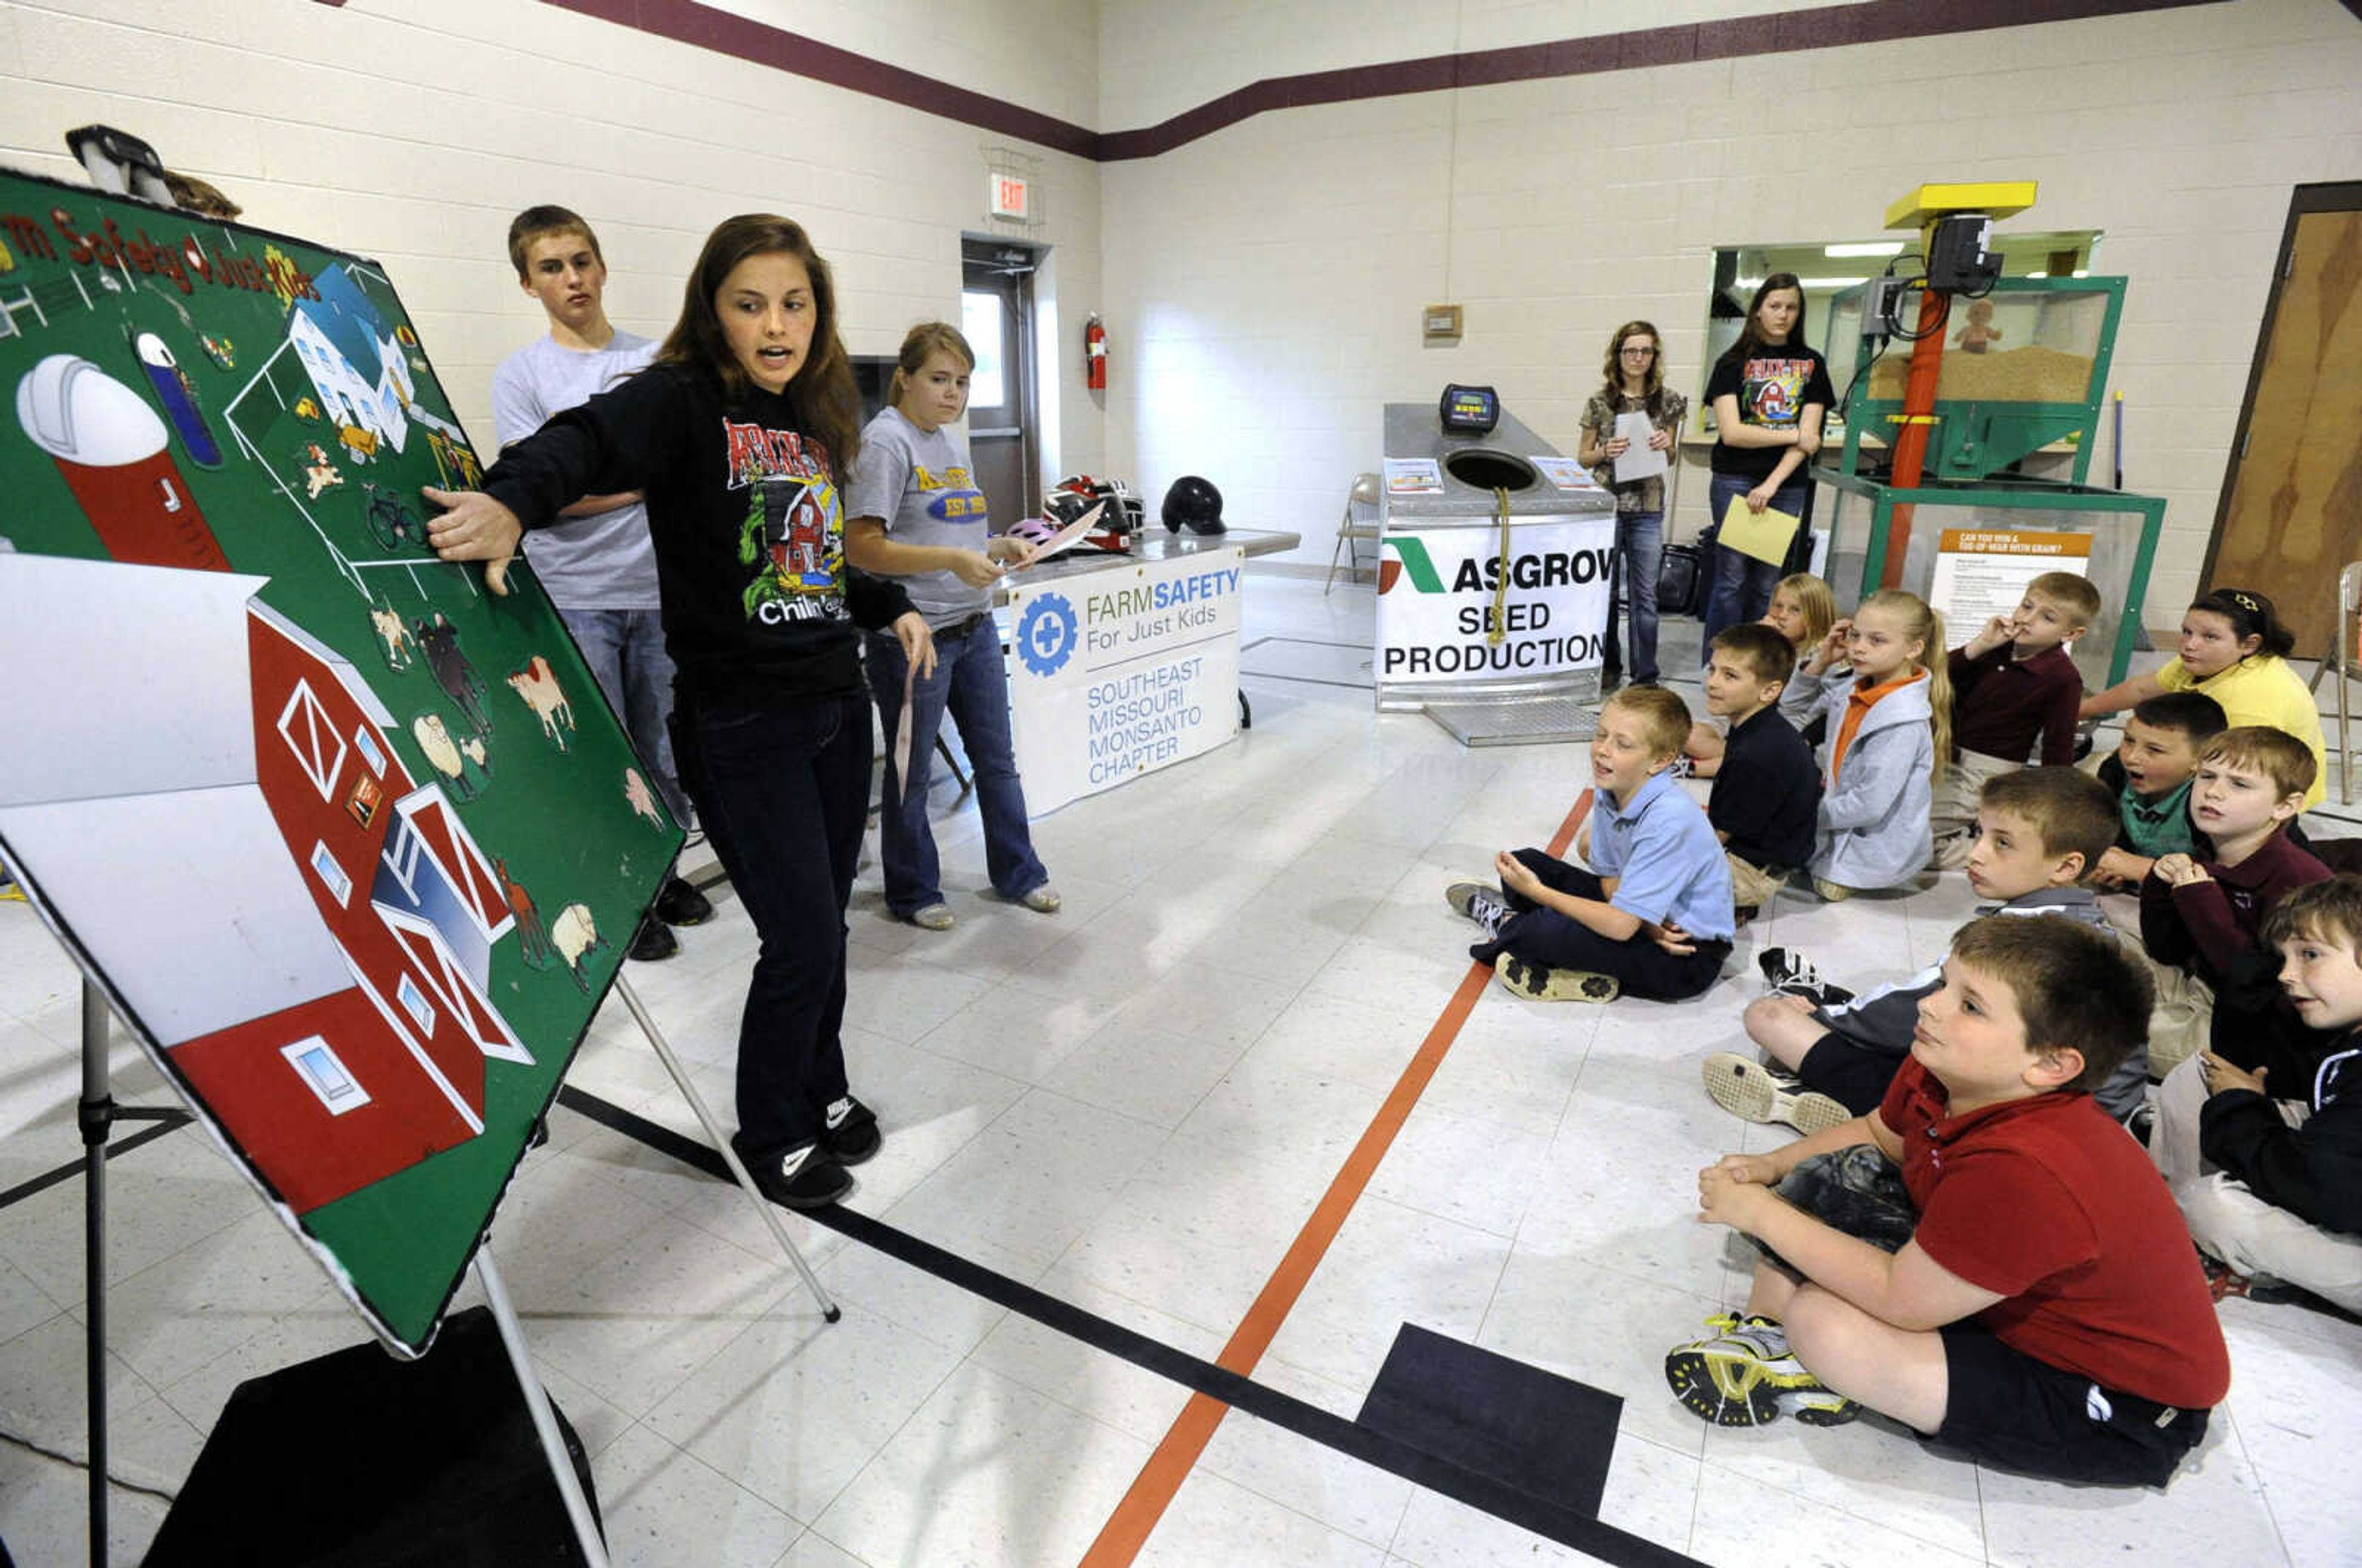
top-left (1666, 915), bottom-right (2228, 1488)
top-left (1704, 623), bottom-right (1819, 918)
top-left (1445, 686), bottom-right (1733, 1003)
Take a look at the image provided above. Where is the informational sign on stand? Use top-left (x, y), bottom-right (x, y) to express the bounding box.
top-left (0, 165), bottom-right (675, 1355)
top-left (1928, 528), bottom-right (2094, 633)
top-left (1375, 517), bottom-right (1617, 684)
top-left (1006, 549), bottom-right (1244, 811)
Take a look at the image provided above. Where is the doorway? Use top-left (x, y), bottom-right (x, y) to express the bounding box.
top-left (2204, 181), bottom-right (2362, 658)
top-left (960, 239), bottom-right (1041, 532)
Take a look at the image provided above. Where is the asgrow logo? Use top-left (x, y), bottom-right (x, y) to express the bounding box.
top-left (1377, 536), bottom-right (1442, 595)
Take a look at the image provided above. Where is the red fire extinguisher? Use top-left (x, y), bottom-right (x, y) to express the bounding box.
top-left (1084, 314), bottom-right (1107, 391)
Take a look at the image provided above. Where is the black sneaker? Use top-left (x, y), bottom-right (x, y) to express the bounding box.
top-left (821, 1096), bottom-right (881, 1164)
top-left (1757, 945), bottom-right (1849, 1003)
top-left (750, 1141), bottom-right (852, 1210)
top-left (628, 915), bottom-right (679, 961)
top-left (653, 875), bottom-right (714, 927)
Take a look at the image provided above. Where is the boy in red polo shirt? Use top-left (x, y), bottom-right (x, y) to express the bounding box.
top-left (1664, 915), bottom-right (2228, 1486)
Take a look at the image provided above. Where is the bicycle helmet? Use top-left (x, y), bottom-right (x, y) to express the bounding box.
top-left (1160, 476), bottom-right (1224, 535)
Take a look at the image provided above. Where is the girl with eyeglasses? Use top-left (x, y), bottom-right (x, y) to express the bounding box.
top-left (1578, 322), bottom-right (1685, 686)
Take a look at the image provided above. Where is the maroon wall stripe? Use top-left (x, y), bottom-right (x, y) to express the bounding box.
top-left (541, 0), bottom-right (2230, 164)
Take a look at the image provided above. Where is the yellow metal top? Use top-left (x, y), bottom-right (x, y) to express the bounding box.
top-left (1885, 181), bottom-right (2038, 229)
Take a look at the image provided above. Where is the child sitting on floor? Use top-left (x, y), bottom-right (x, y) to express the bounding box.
top-left (1446, 686), bottom-right (1733, 1004)
top-left (2093, 691), bottom-right (2227, 888)
top-left (1701, 623), bottom-right (1819, 918)
top-left (1928, 571), bottom-right (2099, 867)
top-left (1783, 589), bottom-right (1950, 899)
top-left (1708, 766), bottom-right (2137, 1132)
top-left (1666, 915), bottom-right (2229, 1489)
top-left (1690, 572), bottom-right (1835, 774)
top-left (2147, 875), bottom-right (2362, 1311)
top-left (2137, 726), bottom-right (2329, 1077)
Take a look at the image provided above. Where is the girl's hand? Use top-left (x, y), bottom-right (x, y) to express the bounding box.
top-left (987, 535), bottom-right (1038, 570)
top-left (893, 611), bottom-right (937, 680)
top-left (1745, 482), bottom-right (1776, 513)
top-left (424, 487), bottom-right (522, 595)
top-left (1807, 618), bottom-right (1851, 673)
top-left (1604, 436), bottom-right (1630, 458)
top-left (1493, 850), bottom-right (1540, 897)
top-left (947, 550), bottom-right (1006, 588)
top-left (1647, 428), bottom-right (1674, 452)
top-left (1795, 427), bottom-right (1821, 459)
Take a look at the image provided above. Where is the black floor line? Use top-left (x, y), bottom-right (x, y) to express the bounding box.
top-left (0, 1108), bottom-right (195, 1212)
top-left (555, 1084), bottom-right (1708, 1568)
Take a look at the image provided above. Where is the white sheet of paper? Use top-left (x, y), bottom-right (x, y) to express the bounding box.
top-left (893, 657), bottom-right (916, 803)
top-left (1612, 413), bottom-right (1667, 484)
top-left (1022, 498), bottom-right (1107, 561)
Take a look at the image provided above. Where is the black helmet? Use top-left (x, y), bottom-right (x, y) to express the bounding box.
top-left (1161, 475), bottom-right (1224, 535)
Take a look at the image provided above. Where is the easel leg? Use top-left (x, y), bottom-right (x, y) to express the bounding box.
top-left (79, 981), bottom-right (107, 1568)
top-left (608, 976), bottom-right (840, 1323)
top-left (475, 1249), bottom-right (610, 1568)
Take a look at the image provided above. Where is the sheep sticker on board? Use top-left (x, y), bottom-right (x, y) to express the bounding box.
top-left (0, 165), bottom-right (682, 1356)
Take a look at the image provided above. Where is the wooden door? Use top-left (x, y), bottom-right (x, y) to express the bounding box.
top-left (2206, 185), bottom-right (2362, 658)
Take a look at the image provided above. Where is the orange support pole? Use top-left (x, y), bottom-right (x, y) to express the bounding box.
top-left (1882, 287), bottom-right (1949, 587)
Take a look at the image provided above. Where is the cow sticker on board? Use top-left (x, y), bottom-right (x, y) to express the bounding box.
top-left (0, 166), bottom-right (679, 1356)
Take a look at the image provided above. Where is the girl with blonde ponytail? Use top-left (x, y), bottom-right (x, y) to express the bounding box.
top-left (1784, 587), bottom-right (1946, 898)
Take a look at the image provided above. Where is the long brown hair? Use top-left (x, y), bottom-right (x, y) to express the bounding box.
top-left (1717, 272), bottom-right (1808, 368)
top-left (1597, 320), bottom-right (1669, 416)
top-left (889, 322), bottom-right (976, 407)
top-left (657, 213), bottom-right (863, 474)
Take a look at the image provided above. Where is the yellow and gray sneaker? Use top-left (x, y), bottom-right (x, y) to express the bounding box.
top-left (1664, 1312), bottom-right (1859, 1428)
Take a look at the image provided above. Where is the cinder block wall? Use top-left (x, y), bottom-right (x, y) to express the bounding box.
top-left (0, 0), bottom-right (1107, 484)
top-left (1097, 0), bottom-right (2362, 612)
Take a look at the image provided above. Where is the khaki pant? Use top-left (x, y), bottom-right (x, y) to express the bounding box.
top-left (1928, 748), bottom-right (2022, 869)
top-left (1726, 852), bottom-right (1786, 910)
top-left (2135, 948), bottom-right (2214, 1080)
top-left (2149, 1055), bottom-right (2362, 1311)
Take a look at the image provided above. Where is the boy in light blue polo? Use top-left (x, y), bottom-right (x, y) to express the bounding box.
top-left (1448, 686), bottom-right (1735, 1002)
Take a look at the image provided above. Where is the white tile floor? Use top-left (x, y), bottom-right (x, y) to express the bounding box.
top-left (1, 574), bottom-right (2358, 1567)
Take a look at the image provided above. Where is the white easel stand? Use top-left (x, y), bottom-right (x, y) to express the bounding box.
top-left (608, 973), bottom-right (841, 1323)
top-left (474, 1247), bottom-right (610, 1568)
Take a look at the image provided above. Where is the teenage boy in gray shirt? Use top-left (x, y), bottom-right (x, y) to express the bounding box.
top-left (491, 205), bottom-right (709, 961)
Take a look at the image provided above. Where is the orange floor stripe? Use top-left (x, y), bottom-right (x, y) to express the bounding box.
top-left (1078, 788), bottom-right (1597, 1566)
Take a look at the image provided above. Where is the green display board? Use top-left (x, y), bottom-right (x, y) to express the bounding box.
top-left (0, 167), bottom-right (682, 1355)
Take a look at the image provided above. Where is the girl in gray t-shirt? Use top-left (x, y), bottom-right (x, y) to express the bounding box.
top-left (845, 323), bottom-right (1054, 931)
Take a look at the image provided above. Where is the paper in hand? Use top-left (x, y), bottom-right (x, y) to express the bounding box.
top-left (893, 657), bottom-right (916, 804)
top-left (1612, 412), bottom-right (1667, 484)
top-left (1717, 492), bottom-right (1802, 567)
top-left (1026, 499), bottom-right (1107, 560)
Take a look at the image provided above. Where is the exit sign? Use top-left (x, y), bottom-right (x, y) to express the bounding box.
top-left (988, 173), bottom-right (1031, 221)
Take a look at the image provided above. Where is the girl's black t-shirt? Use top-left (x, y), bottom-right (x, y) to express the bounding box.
top-left (483, 362), bottom-right (912, 710)
top-left (1706, 343), bottom-right (1835, 480)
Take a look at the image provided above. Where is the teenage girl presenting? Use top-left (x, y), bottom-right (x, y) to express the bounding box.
top-left (844, 322), bottom-right (1058, 931)
top-left (1577, 320), bottom-right (1685, 688)
top-left (1701, 274), bottom-right (1833, 655)
top-left (428, 214), bottom-right (933, 1210)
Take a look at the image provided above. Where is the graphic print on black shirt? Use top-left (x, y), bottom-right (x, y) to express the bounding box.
top-left (723, 418), bottom-right (845, 624)
top-left (1739, 357), bottom-right (1818, 428)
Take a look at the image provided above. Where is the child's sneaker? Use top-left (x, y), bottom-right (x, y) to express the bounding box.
top-left (1701, 1053), bottom-right (1853, 1136)
top-left (1493, 953), bottom-right (1618, 1003)
top-left (1756, 946), bottom-right (1823, 993)
top-left (1664, 1313), bottom-right (1859, 1428)
top-left (1444, 881), bottom-right (1511, 936)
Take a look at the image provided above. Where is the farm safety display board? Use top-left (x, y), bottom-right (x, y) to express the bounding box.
top-left (0, 167), bottom-right (680, 1356)
top-left (1374, 517), bottom-right (1618, 684)
top-left (1006, 547), bottom-right (1244, 811)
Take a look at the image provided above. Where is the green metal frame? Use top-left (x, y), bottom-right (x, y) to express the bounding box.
top-left (1832, 276), bottom-right (2128, 486)
top-left (1814, 469), bottom-right (2167, 686)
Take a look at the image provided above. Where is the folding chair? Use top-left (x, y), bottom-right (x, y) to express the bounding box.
top-left (2306, 559), bottom-right (2361, 806)
top-left (1326, 472), bottom-right (1383, 594)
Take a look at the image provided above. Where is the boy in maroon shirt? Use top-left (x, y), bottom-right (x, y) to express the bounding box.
top-left (1927, 571), bottom-right (2098, 867)
top-left (2137, 726), bottom-right (2328, 1077)
top-left (1665, 915), bottom-right (2228, 1486)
